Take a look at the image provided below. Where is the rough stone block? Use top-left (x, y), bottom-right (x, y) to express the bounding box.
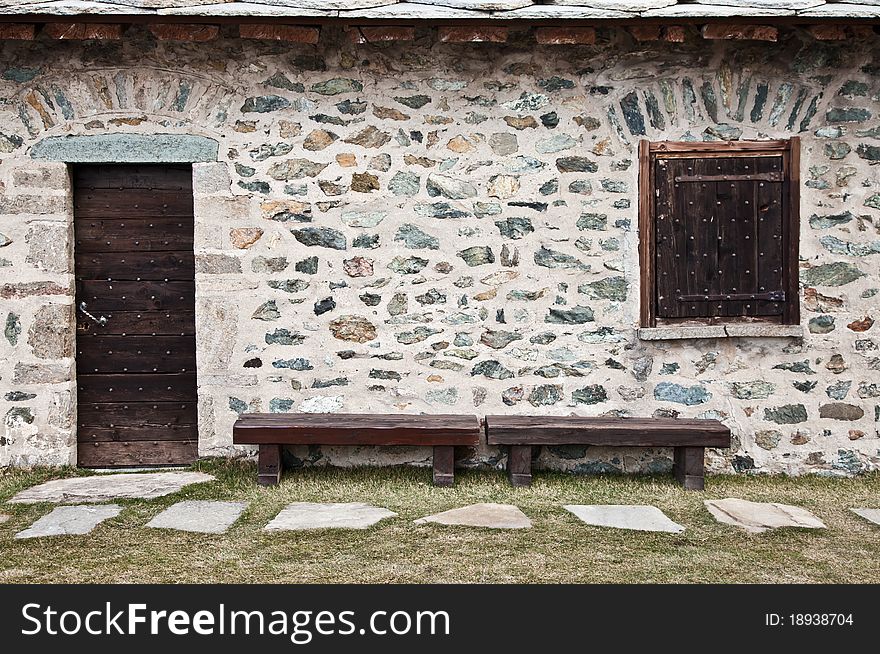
top-left (0, 24), bottom-right (36, 40)
top-left (15, 505), bottom-right (121, 539)
top-left (30, 134), bottom-right (219, 163)
top-left (807, 24), bottom-right (848, 41)
top-left (705, 498), bottom-right (826, 534)
top-left (723, 324), bottom-right (804, 338)
top-left (415, 503), bottom-right (532, 529)
top-left (198, 373), bottom-right (258, 387)
top-left (196, 298), bottom-right (238, 371)
top-left (438, 26), bottom-right (508, 43)
top-left (239, 24), bottom-right (320, 43)
top-left (196, 253), bottom-right (242, 274)
top-left (628, 25), bottom-right (662, 41)
top-left (701, 24), bottom-right (778, 42)
top-left (349, 26), bottom-right (415, 43)
top-left (663, 25), bottom-right (686, 42)
top-left (564, 505), bottom-right (685, 533)
top-left (103, 0), bottom-right (232, 6)
top-left (265, 503), bottom-right (397, 531)
top-left (0, 195), bottom-right (68, 215)
top-left (192, 162), bottom-right (230, 195)
top-left (638, 326), bottom-right (726, 340)
top-left (534, 26), bottom-right (595, 45)
top-left (9, 472), bottom-right (215, 504)
top-left (194, 195), bottom-right (256, 223)
top-left (148, 23), bottom-right (220, 41)
top-left (43, 23), bottom-right (125, 40)
top-left (12, 164), bottom-right (70, 191)
top-left (147, 501), bottom-right (247, 534)
top-left (28, 303), bottom-right (74, 359)
top-left (851, 508), bottom-right (880, 526)
top-left (0, 281), bottom-right (69, 300)
top-left (26, 223), bottom-right (73, 274)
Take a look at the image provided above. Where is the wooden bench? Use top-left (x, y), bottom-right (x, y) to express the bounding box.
top-left (233, 413), bottom-right (481, 487)
top-left (485, 416), bottom-right (730, 490)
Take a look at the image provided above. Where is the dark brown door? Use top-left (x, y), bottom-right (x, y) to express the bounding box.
top-left (74, 164), bottom-right (197, 467)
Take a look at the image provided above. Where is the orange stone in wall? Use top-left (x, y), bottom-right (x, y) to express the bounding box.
top-left (438, 26), bottom-right (508, 43)
top-left (0, 24), bottom-right (35, 40)
top-left (43, 23), bottom-right (124, 40)
top-left (807, 25), bottom-right (848, 41)
top-left (663, 26), bottom-right (686, 43)
top-left (534, 26), bottom-right (595, 45)
top-left (701, 24), bottom-right (778, 42)
top-left (148, 24), bottom-right (220, 42)
top-left (239, 24), bottom-right (320, 43)
top-left (628, 25), bottom-right (662, 42)
top-left (349, 26), bottom-right (415, 43)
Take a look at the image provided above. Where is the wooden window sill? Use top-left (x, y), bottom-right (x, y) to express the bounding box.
top-left (638, 324), bottom-right (804, 341)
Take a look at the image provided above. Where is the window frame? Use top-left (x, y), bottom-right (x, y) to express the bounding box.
top-left (638, 138), bottom-right (800, 329)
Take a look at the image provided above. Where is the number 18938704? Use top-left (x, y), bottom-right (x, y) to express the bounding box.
top-left (765, 613), bottom-right (854, 627)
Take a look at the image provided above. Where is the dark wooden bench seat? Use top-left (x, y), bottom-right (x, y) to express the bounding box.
top-left (485, 416), bottom-right (730, 490)
top-left (233, 413), bottom-right (481, 487)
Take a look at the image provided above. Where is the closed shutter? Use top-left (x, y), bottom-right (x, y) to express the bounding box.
top-left (654, 155), bottom-right (785, 320)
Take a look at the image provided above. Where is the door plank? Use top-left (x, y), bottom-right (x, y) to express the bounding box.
top-left (654, 158), bottom-right (679, 319)
top-left (74, 164), bottom-right (192, 190)
top-left (756, 156), bottom-right (785, 316)
top-left (77, 373), bottom-right (197, 403)
top-left (77, 401), bottom-right (197, 426)
top-left (78, 440), bottom-right (198, 467)
top-left (77, 425), bottom-right (198, 443)
top-left (74, 189), bottom-right (193, 217)
top-left (78, 280), bottom-right (195, 311)
top-left (76, 335), bottom-right (196, 373)
top-left (77, 310), bottom-right (195, 336)
top-left (75, 251), bottom-right (194, 280)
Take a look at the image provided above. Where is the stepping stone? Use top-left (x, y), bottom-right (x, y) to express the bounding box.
top-left (0, 514), bottom-right (9, 524)
top-left (15, 505), bottom-right (121, 539)
top-left (264, 502), bottom-right (396, 531)
top-left (705, 498), bottom-right (826, 534)
top-left (414, 503), bottom-right (531, 529)
top-left (851, 508), bottom-right (880, 526)
top-left (146, 501), bottom-right (248, 534)
top-left (8, 472), bottom-right (214, 504)
top-left (564, 505), bottom-right (685, 533)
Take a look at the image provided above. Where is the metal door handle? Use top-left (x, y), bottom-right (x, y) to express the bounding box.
top-left (78, 301), bottom-right (107, 327)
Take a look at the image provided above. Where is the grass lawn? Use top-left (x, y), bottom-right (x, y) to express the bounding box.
top-left (0, 459), bottom-right (878, 584)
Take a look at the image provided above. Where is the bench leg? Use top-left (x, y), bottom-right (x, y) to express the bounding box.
top-left (257, 444), bottom-right (282, 486)
top-left (507, 445), bottom-right (533, 487)
top-left (673, 446), bottom-right (705, 491)
top-left (433, 445), bottom-right (455, 486)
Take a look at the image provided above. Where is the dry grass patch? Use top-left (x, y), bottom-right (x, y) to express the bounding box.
top-left (1, 459), bottom-right (878, 583)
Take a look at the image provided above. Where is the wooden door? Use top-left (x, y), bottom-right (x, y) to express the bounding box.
top-left (74, 164), bottom-right (197, 467)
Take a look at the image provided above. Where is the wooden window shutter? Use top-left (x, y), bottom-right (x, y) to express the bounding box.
top-left (652, 153), bottom-right (787, 321)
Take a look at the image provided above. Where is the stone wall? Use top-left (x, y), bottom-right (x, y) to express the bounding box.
top-left (1, 26), bottom-right (879, 475)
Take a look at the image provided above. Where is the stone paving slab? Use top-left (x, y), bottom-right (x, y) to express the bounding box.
top-left (264, 502), bottom-right (397, 531)
top-left (15, 505), bottom-right (121, 539)
top-left (851, 508), bottom-right (880, 526)
top-left (147, 501), bottom-right (248, 534)
top-left (705, 498), bottom-right (826, 534)
top-left (415, 503), bottom-right (532, 529)
top-left (7, 472), bottom-right (215, 504)
top-left (564, 505), bottom-right (685, 533)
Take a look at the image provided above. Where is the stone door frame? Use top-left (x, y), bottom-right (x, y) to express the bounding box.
top-left (28, 132), bottom-right (221, 466)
